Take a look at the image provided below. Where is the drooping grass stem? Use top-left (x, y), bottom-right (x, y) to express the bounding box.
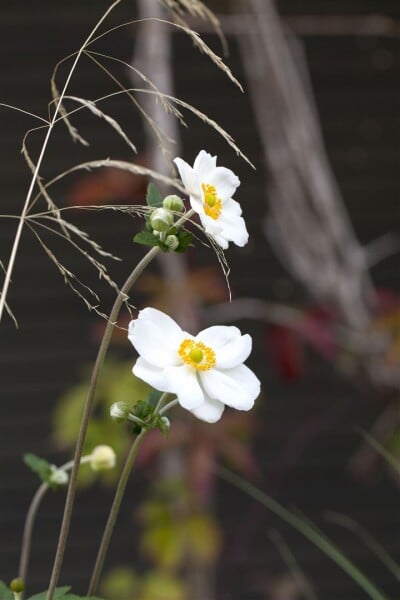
top-left (0, 0), bottom-right (124, 324)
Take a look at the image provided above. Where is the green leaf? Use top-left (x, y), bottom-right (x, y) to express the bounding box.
top-left (175, 231), bottom-right (193, 253)
top-left (28, 589), bottom-right (103, 600)
top-left (146, 183), bottom-right (162, 208)
top-left (133, 231), bottom-right (160, 247)
top-left (28, 587), bottom-right (71, 600)
top-left (147, 390), bottom-right (163, 409)
top-left (0, 581), bottom-right (13, 600)
top-left (24, 453), bottom-right (52, 484)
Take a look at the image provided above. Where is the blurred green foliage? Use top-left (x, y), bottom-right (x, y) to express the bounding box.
top-left (53, 359), bottom-right (150, 486)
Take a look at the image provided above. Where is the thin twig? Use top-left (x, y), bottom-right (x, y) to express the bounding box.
top-left (47, 209), bottom-right (194, 598)
top-left (19, 457), bottom-right (90, 594)
top-left (87, 430), bottom-right (147, 594)
top-left (46, 245), bottom-right (159, 599)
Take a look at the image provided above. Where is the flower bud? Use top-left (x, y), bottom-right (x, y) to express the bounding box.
top-left (90, 445), bottom-right (116, 472)
top-left (163, 195), bottom-right (184, 212)
top-left (158, 415), bottom-right (171, 435)
top-left (10, 579), bottom-right (24, 594)
top-left (110, 401), bottom-right (130, 423)
top-left (165, 234), bottom-right (179, 251)
top-left (150, 207), bottom-right (174, 232)
top-left (49, 466), bottom-right (69, 487)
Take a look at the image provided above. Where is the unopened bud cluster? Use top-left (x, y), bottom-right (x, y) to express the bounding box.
top-left (149, 195), bottom-right (184, 237)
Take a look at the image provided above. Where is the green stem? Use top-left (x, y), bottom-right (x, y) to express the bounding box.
top-left (18, 457), bottom-right (91, 594)
top-left (87, 430), bottom-right (147, 595)
top-left (159, 398), bottom-right (178, 415)
top-left (47, 246), bottom-right (159, 599)
top-left (154, 391), bottom-right (170, 414)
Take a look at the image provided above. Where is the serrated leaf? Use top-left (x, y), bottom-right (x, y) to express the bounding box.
top-left (0, 581), bottom-right (13, 600)
top-left (146, 182), bottom-right (162, 208)
top-left (175, 231), bottom-right (194, 253)
top-left (24, 453), bottom-right (52, 484)
top-left (133, 231), bottom-right (160, 247)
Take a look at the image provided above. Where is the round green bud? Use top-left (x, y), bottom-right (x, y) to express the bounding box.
top-left (10, 579), bottom-right (25, 593)
top-left (158, 415), bottom-right (171, 434)
top-left (165, 234), bottom-right (180, 251)
top-left (163, 195), bottom-right (184, 212)
top-left (110, 401), bottom-right (130, 423)
top-left (150, 207), bottom-right (174, 232)
top-left (90, 445), bottom-right (116, 472)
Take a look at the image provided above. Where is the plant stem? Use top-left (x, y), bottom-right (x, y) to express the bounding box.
top-left (19, 457), bottom-right (91, 594)
top-left (159, 398), bottom-right (178, 415)
top-left (18, 482), bottom-right (48, 591)
top-left (154, 391), bottom-right (170, 414)
top-left (46, 245), bottom-right (159, 599)
top-left (47, 209), bottom-right (193, 599)
top-left (87, 392), bottom-right (173, 594)
top-left (87, 430), bottom-right (147, 595)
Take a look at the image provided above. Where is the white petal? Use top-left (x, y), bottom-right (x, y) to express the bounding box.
top-left (226, 364), bottom-right (260, 401)
top-left (190, 191), bottom-right (206, 214)
top-left (128, 309), bottom-right (185, 368)
top-left (218, 212), bottom-right (249, 247)
top-left (197, 325), bottom-right (241, 349)
top-left (164, 365), bottom-right (205, 410)
top-left (200, 364), bottom-right (259, 410)
top-left (199, 213), bottom-right (223, 236)
top-left (208, 167), bottom-right (240, 199)
top-left (216, 334), bottom-right (252, 369)
top-left (132, 357), bottom-right (169, 391)
top-left (190, 396), bottom-right (225, 423)
top-left (211, 232), bottom-right (229, 249)
top-left (193, 150), bottom-right (217, 179)
top-left (174, 158), bottom-right (199, 197)
top-left (223, 197), bottom-right (242, 216)
top-left (135, 307), bottom-right (184, 337)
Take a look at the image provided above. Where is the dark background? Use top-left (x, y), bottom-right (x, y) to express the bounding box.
top-left (0, 1), bottom-right (399, 598)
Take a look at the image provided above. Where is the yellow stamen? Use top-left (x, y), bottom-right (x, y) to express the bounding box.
top-left (202, 183), bottom-right (222, 220)
top-left (178, 338), bottom-right (216, 371)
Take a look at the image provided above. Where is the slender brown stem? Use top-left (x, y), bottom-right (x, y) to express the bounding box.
top-left (19, 482), bottom-right (48, 589)
top-left (19, 457), bottom-right (91, 595)
top-left (87, 391), bottom-right (169, 593)
top-left (87, 430), bottom-right (147, 595)
top-left (46, 246), bottom-right (159, 599)
top-left (47, 209), bottom-right (193, 599)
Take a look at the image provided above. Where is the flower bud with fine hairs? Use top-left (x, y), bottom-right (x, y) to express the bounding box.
top-left (90, 445), bottom-right (117, 472)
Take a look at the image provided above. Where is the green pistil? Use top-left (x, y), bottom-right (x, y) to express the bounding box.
top-left (189, 347), bottom-right (204, 363)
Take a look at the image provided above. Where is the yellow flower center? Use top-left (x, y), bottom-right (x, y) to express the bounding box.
top-left (178, 338), bottom-right (216, 371)
top-left (202, 183), bottom-right (222, 220)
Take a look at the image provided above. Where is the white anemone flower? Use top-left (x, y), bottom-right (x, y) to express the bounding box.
top-left (173, 150), bottom-right (248, 249)
top-left (128, 307), bottom-right (260, 423)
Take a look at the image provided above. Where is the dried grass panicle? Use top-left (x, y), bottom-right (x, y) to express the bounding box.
top-left (161, 0), bottom-right (228, 55)
top-left (1, 0), bottom-right (248, 323)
